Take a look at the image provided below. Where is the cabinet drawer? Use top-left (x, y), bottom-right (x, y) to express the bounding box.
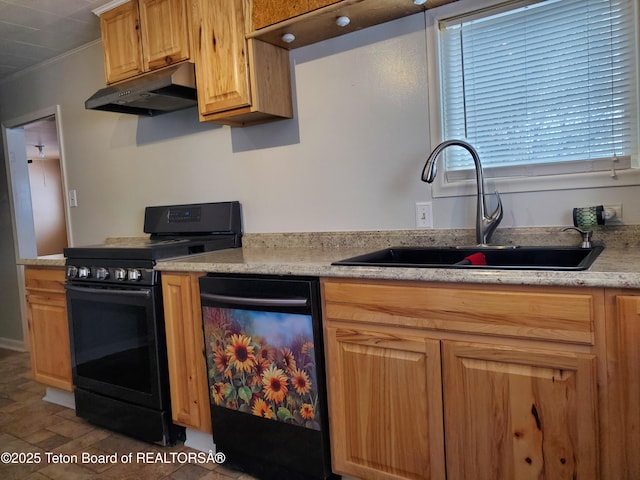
top-left (322, 280), bottom-right (601, 345)
top-left (25, 268), bottom-right (65, 293)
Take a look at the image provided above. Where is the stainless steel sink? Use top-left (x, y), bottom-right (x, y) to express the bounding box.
top-left (332, 246), bottom-right (604, 271)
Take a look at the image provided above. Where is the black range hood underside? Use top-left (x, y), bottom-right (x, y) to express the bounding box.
top-left (85, 62), bottom-right (198, 116)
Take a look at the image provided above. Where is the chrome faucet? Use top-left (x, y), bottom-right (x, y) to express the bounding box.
top-left (421, 139), bottom-right (503, 245)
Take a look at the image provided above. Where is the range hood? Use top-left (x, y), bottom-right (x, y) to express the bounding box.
top-left (85, 63), bottom-right (198, 116)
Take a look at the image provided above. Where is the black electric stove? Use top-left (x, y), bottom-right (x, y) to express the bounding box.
top-left (63, 201), bottom-right (242, 446)
top-left (64, 201), bottom-right (242, 285)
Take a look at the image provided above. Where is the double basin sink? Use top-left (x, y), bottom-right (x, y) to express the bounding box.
top-left (333, 245), bottom-right (604, 271)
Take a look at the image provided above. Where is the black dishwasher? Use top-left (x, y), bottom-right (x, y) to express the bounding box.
top-left (199, 274), bottom-right (336, 480)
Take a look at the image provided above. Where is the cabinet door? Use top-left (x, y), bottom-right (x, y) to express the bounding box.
top-left (442, 341), bottom-right (598, 480)
top-left (139, 0), bottom-right (190, 71)
top-left (325, 326), bottom-right (445, 480)
top-left (252, 0), bottom-right (308, 30)
top-left (191, 0), bottom-right (250, 115)
top-left (25, 268), bottom-right (72, 391)
top-left (602, 293), bottom-right (640, 479)
top-left (101, 1), bottom-right (144, 84)
top-left (162, 272), bottom-right (211, 433)
top-left (251, 0), bottom-right (341, 30)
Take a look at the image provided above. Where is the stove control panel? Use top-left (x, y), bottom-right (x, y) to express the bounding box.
top-left (66, 265), bottom-right (156, 286)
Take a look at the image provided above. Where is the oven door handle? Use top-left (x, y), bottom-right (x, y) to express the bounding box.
top-left (200, 292), bottom-right (308, 308)
top-left (65, 284), bottom-right (151, 298)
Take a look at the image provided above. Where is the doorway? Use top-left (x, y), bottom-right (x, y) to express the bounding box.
top-left (3, 105), bottom-right (71, 258)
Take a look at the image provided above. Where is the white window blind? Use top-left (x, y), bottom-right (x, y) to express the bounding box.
top-left (439, 0), bottom-right (638, 180)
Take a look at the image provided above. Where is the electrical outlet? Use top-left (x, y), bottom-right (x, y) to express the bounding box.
top-left (603, 203), bottom-right (622, 223)
top-left (415, 202), bottom-right (433, 229)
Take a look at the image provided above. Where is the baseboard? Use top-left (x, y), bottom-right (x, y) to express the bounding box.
top-left (43, 387), bottom-right (75, 409)
top-left (0, 337), bottom-right (27, 352)
top-left (184, 427), bottom-right (215, 453)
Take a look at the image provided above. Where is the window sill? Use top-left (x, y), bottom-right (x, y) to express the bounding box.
top-left (431, 168), bottom-right (640, 199)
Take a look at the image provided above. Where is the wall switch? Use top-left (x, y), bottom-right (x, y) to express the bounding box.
top-left (415, 202), bottom-right (433, 229)
top-left (69, 189), bottom-right (78, 208)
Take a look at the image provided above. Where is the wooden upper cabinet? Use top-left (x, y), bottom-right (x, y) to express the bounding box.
top-left (25, 268), bottom-right (73, 392)
top-left (251, 0), bottom-right (339, 30)
top-left (191, 0), bottom-right (250, 115)
top-left (139, 0), bottom-right (191, 71)
top-left (100, 0), bottom-right (191, 84)
top-left (101, 1), bottom-right (144, 83)
top-left (191, 0), bottom-right (292, 126)
top-left (247, 0), bottom-right (460, 49)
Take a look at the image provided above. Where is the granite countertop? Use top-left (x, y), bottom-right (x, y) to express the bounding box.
top-left (18, 254), bottom-right (66, 267)
top-left (18, 227), bottom-right (640, 288)
top-left (156, 227), bottom-right (640, 289)
top-left (155, 243), bottom-right (639, 288)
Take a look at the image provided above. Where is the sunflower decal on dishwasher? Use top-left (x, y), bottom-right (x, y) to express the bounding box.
top-left (203, 307), bottom-right (321, 430)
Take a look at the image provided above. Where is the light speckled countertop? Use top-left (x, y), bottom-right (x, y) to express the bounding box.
top-left (19, 227), bottom-right (640, 288)
top-left (156, 227), bottom-right (640, 289)
top-left (154, 243), bottom-right (640, 288)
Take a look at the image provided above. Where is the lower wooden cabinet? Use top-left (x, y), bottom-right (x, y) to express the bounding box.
top-left (322, 278), bottom-right (603, 480)
top-left (325, 326), bottom-right (445, 480)
top-left (161, 272), bottom-right (211, 433)
top-left (601, 290), bottom-right (640, 480)
top-left (25, 267), bottom-right (72, 391)
top-left (442, 341), bottom-right (598, 480)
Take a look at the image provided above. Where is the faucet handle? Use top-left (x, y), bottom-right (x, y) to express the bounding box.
top-left (561, 226), bottom-right (593, 248)
top-left (490, 190), bottom-right (503, 222)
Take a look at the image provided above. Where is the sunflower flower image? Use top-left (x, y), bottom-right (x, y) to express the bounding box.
top-left (251, 398), bottom-right (275, 419)
top-left (257, 344), bottom-right (275, 363)
top-left (300, 403), bottom-right (315, 420)
top-left (225, 334), bottom-right (256, 373)
top-left (210, 382), bottom-right (228, 405)
top-left (301, 342), bottom-right (314, 355)
top-left (291, 367), bottom-right (312, 395)
top-left (213, 348), bottom-right (232, 379)
top-left (281, 347), bottom-right (297, 373)
top-left (262, 365), bottom-right (289, 403)
top-left (248, 359), bottom-right (271, 387)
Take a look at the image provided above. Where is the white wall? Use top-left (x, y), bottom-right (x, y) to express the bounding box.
top-left (1, 12), bottom-right (639, 248)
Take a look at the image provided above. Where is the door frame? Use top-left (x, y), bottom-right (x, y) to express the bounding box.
top-left (2, 104), bottom-right (73, 350)
top-left (2, 104), bottom-right (74, 257)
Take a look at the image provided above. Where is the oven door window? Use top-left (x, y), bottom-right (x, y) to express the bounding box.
top-left (67, 285), bottom-right (163, 409)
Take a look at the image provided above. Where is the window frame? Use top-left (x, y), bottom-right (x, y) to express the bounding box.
top-left (425, 0), bottom-right (640, 199)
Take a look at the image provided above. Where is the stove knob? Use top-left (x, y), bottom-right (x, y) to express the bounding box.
top-left (78, 266), bottom-right (91, 279)
top-left (66, 266), bottom-right (78, 279)
top-left (96, 268), bottom-right (110, 281)
top-left (114, 268), bottom-right (127, 281)
top-left (127, 269), bottom-right (142, 282)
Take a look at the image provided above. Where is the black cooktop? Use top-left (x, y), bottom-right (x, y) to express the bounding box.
top-left (64, 234), bottom-right (240, 261)
top-left (64, 201), bottom-right (242, 262)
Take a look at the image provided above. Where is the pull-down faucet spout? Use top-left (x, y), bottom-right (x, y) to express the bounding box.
top-left (421, 139), bottom-right (503, 245)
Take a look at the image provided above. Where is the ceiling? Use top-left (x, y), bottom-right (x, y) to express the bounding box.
top-left (0, 0), bottom-right (105, 83)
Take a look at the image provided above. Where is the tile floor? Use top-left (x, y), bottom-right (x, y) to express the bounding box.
top-left (0, 348), bottom-right (255, 480)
